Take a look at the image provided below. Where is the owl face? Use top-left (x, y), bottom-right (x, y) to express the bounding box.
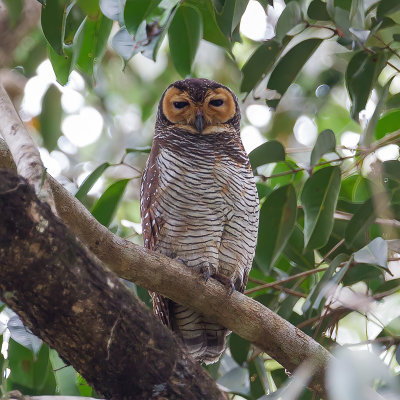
top-left (159, 78), bottom-right (239, 135)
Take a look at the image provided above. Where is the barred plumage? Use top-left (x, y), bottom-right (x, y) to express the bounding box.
top-left (140, 78), bottom-right (259, 364)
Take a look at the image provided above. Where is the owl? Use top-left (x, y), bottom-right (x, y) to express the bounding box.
top-left (140, 78), bottom-right (259, 364)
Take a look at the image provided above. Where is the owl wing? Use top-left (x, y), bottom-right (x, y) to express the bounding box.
top-left (140, 144), bottom-right (172, 328)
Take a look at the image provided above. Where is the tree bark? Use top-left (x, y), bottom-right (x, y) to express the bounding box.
top-left (0, 137), bottom-right (331, 398)
top-left (0, 169), bottom-right (227, 400)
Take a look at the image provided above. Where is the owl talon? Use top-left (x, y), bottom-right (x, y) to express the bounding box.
top-left (212, 273), bottom-right (235, 295)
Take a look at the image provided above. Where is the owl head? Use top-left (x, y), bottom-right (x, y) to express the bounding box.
top-left (157, 78), bottom-right (240, 135)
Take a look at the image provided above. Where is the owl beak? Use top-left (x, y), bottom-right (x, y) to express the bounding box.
top-left (195, 109), bottom-right (205, 134)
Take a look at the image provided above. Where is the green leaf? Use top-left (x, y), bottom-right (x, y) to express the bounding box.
top-left (342, 263), bottom-right (384, 286)
top-left (345, 51), bottom-right (387, 121)
top-left (91, 179), bottom-right (130, 227)
top-left (240, 40), bottom-right (281, 93)
top-left (74, 13), bottom-right (113, 75)
top-left (41, 0), bottom-right (67, 55)
top-left (3, 0), bottom-right (24, 27)
top-left (125, 146), bottom-right (152, 153)
top-left (48, 45), bottom-right (73, 85)
top-left (275, 1), bottom-right (302, 42)
top-left (76, 0), bottom-right (99, 16)
top-left (49, 350), bottom-right (80, 395)
top-left (229, 333), bottom-right (250, 366)
top-left (216, 0), bottom-right (249, 37)
top-left (375, 109), bottom-right (400, 140)
top-left (186, 0), bottom-right (231, 51)
top-left (75, 162), bottom-right (111, 202)
top-left (307, 0), bottom-right (330, 21)
top-left (377, 0), bottom-right (400, 19)
top-left (301, 166), bottom-right (341, 250)
top-left (345, 197), bottom-right (375, 247)
top-left (249, 140), bottom-right (285, 170)
top-left (310, 129), bottom-right (336, 166)
top-left (255, 184), bottom-right (297, 273)
top-left (302, 253), bottom-right (347, 314)
top-left (256, 182), bottom-right (272, 200)
top-left (168, 4), bottom-right (203, 77)
top-left (39, 85), bottom-right (62, 151)
top-left (124, 0), bottom-right (161, 34)
top-left (382, 160), bottom-right (400, 181)
top-left (354, 237), bottom-right (388, 268)
top-left (8, 340), bottom-right (56, 394)
top-left (283, 224), bottom-right (315, 270)
top-left (249, 358), bottom-right (268, 397)
top-left (266, 38), bottom-right (322, 108)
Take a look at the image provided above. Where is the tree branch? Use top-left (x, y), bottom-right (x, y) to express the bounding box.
top-left (0, 145), bottom-right (331, 397)
top-left (0, 84), bottom-right (56, 213)
top-left (0, 169), bottom-right (227, 400)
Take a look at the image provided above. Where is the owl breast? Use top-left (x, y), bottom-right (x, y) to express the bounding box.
top-left (146, 132), bottom-right (259, 364)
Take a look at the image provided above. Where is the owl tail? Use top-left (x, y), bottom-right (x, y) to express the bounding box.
top-left (170, 302), bottom-right (229, 365)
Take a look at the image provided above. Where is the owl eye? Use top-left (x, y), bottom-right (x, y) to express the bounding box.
top-left (173, 101), bottom-right (189, 109)
top-left (209, 99), bottom-right (224, 107)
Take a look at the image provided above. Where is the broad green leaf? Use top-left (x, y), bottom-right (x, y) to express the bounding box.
top-left (64, 3), bottom-right (85, 45)
top-left (39, 84), bottom-right (62, 151)
top-left (353, 176), bottom-right (373, 202)
top-left (354, 237), bottom-right (388, 268)
top-left (307, 0), bottom-right (330, 21)
top-left (49, 350), bottom-right (80, 395)
top-left (302, 253), bottom-right (347, 314)
top-left (75, 162), bottom-right (110, 202)
top-left (124, 0), bottom-right (161, 35)
top-left (74, 14), bottom-right (113, 75)
top-left (382, 160), bottom-right (400, 181)
top-left (186, 0), bottom-right (231, 51)
top-left (349, 0), bottom-right (364, 28)
top-left (41, 0), bottom-right (67, 55)
top-left (216, 0), bottom-right (249, 37)
top-left (91, 179), bottom-right (130, 227)
top-left (266, 38), bottom-right (322, 108)
top-left (310, 129), bottom-right (336, 166)
top-left (255, 184), bottom-right (297, 273)
top-left (375, 109), bottom-right (400, 140)
top-left (8, 340), bottom-right (56, 393)
top-left (249, 140), bottom-right (285, 170)
top-left (240, 40), bottom-right (281, 93)
top-left (256, 182), bottom-right (272, 200)
top-left (342, 263), bottom-right (384, 286)
top-left (168, 4), bottom-right (202, 77)
top-left (377, 0), bottom-right (400, 19)
top-left (345, 51), bottom-right (387, 121)
top-left (283, 225), bottom-right (315, 270)
top-left (275, 1), bottom-right (302, 42)
top-left (229, 333), bottom-right (250, 366)
top-left (345, 197), bottom-right (375, 247)
top-left (76, 0), bottom-right (99, 16)
top-left (301, 166), bottom-right (341, 250)
top-left (3, 0), bottom-right (23, 27)
top-left (48, 45), bottom-right (73, 85)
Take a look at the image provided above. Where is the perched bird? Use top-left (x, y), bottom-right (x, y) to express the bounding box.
top-left (140, 78), bottom-right (259, 364)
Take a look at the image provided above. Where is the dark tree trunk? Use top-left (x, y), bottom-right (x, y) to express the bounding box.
top-left (0, 169), bottom-right (226, 400)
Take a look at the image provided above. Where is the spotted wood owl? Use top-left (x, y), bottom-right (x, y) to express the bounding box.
top-left (140, 78), bottom-right (259, 364)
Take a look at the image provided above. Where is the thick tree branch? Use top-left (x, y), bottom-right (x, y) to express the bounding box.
top-left (0, 144), bottom-right (331, 397)
top-left (0, 84), bottom-right (56, 213)
top-left (0, 169), bottom-right (227, 400)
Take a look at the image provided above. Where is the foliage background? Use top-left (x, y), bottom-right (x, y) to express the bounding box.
top-left (1, 0), bottom-right (400, 399)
